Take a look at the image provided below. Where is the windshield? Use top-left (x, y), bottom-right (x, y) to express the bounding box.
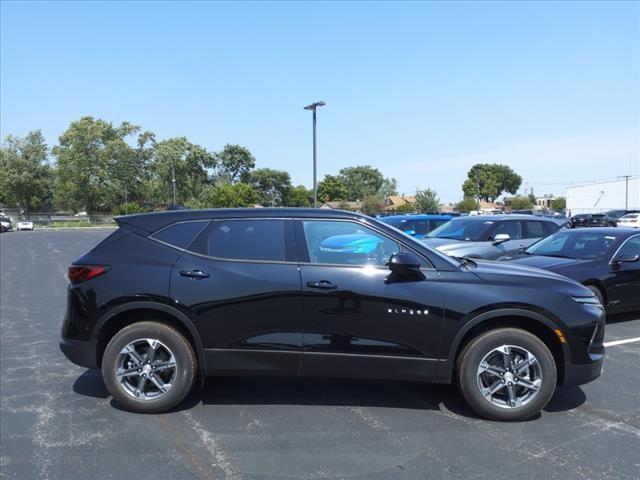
top-left (527, 232), bottom-right (618, 260)
top-left (381, 217), bottom-right (447, 236)
top-left (427, 218), bottom-right (495, 241)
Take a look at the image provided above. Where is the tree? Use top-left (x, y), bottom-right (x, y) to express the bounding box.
top-left (379, 177), bottom-right (398, 198)
top-left (245, 168), bottom-right (292, 206)
top-left (338, 165), bottom-right (385, 201)
top-left (462, 164), bottom-right (522, 202)
top-left (191, 183), bottom-right (260, 208)
top-left (415, 188), bottom-right (440, 213)
top-left (0, 131), bottom-right (52, 215)
top-left (53, 117), bottom-right (139, 213)
top-left (456, 197), bottom-right (478, 213)
top-left (317, 174), bottom-right (347, 202)
top-left (510, 195), bottom-right (533, 210)
top-left (216, 144), bottom-right (256, 183)
top-left (394, 202), bottom-right (416, 213)
top-left (286, 185), bottom-right (312, 207)
top-left (146, 137), bottom-right (216, 206)
top-left (551, 196), bottom-right (566, 210)
top-left (361, 194), bottom-right (385, 215)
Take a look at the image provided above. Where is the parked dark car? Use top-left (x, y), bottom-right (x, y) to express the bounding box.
top-left (501, 228), bottom-right (640, 314)
top-left (380, 214), bottom-right (452, 239)
top-left (422, 215), bottom-right (564, 259)
top-left (60, 208), bottom-right (605, 421)
top-left (570, 214), bottom-right (615, 228)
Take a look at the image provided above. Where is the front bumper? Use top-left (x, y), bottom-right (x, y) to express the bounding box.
top-left (60, 337), bottom-right (98, 368)
top-left (563, 353), bottom-right (604, 386)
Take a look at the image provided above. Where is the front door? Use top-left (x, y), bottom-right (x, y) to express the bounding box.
top-left (170, 218), bottom-right (303, 376)
top-left (296, 219), bottom-right (444, 382)
top-left (607, 235), bottom-right (640, 312)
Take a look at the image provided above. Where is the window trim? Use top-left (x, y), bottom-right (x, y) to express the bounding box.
top-left (295, 218), bottom-right (435, 270)
top-left (149, 220), bottom-right (211, 252)
top-left (609, 234), bottom-right (640, 265)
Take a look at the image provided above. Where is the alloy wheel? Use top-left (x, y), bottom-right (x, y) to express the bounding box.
top-left (116, 338), bottom-right (176, 400)
top-left (476, 345), bottom-right (542, 409)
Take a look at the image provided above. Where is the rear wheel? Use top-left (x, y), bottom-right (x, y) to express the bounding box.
top-left (457, 328), bottom-right (556, 421)
top-left (102, 321), bottom-right (196, 413)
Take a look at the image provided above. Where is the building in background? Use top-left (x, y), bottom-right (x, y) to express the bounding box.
top-left (566, 176), bottom-right (640, 214)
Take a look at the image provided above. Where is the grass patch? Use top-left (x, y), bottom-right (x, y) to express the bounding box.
top-left (50, 220), bottom-right (115, 228)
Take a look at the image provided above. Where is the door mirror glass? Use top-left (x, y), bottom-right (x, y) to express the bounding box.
top-left (388, 252), bottom-right (421, 273)
top-left (492, 233), bottom-right (511, 244)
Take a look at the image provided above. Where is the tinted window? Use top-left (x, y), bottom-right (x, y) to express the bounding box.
top-left (528, 232), bottom-right (618, 260)
top-left (430, 219), bottom-right (448, 230)
top-left (302, 220), bottom-right (400, 267)
top-left (192, 220), bottom-right (286, 261)
top-left (492, 221), bottom-right (523, 240)
top-left (524, 221), bottom-right (546, 239)
top-left (152, 221), bottom-right (209, 249)
top-left (543, 222), bottom-right (561, 236)
top-left (616, 236), bottom-right (640, 258)
top-left (428, 218), bottom-right (496, 241)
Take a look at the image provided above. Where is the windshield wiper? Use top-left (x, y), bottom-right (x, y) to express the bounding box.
top-left (538, 254), bottom-right (572, 259)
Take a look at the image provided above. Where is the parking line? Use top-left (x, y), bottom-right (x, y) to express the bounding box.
top-left (603, 337), bottom-right (640, 347)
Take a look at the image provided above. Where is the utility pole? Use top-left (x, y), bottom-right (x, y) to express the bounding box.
top-left (304, 101), bottom-right (326, 208)
top-left (619, 175), bottom-right (631, 210)
top-left (172, 161), bottom-right (177, 205)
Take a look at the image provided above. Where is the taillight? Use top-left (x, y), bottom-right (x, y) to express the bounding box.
top-left (68, 265), bottom-right (109, 284)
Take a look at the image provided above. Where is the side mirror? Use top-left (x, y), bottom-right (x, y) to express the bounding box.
top-left (404, 229), bottom-right (417, 236)
top-left (388, 252), bottom-right (421, 274)
top-left (492, 233), bottom-right (511, 245)
top-left (614, 254), bottom-right (640, 264)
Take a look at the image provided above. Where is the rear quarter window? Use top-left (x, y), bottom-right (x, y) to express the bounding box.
top-left (152, 221), bottom-right (209, 249)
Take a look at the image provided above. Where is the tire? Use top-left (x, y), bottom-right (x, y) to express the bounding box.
top-left (456, 328), bottom-right (556, 421)
top-left (102, 321), bottom-right (196, 413)
top-left (586, 285), bottom-right (604, 307)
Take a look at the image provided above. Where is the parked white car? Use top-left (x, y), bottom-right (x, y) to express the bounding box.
top-left (0, 216), bottom-right (12, 231)
top-left (16, 221), bottom-right (34, 231)
top-left (617, 213), bottom-right (640, 228)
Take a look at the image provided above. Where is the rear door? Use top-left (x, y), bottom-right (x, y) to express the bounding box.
top-left (169, 218), bottom-right (303, 376)
top-left (296, 218), bottom-right (444, 382)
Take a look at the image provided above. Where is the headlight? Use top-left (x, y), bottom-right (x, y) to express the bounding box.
top-left (572, 296), bottom-right (603, 307)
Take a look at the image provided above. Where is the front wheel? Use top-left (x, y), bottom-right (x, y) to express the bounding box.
top-left (457, 328), bottom-right (556, 421)
top-left (102, 321), bottom-right (196, 413)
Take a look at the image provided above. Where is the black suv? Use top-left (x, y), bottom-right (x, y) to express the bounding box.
top-left (60, 209), bottom-right (605, 421)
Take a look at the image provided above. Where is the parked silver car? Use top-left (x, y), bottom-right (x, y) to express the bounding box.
top-left (422, 215), bottom-right (565, 260)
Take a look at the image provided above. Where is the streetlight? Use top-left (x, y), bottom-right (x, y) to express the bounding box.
top-left (619, 175), bottom-right (631, 211)
top-left (304, 101), bottom-right (326, 208)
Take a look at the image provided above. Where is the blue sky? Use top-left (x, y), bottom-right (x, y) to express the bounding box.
top-left (1, 1), bottom-right (638, 202)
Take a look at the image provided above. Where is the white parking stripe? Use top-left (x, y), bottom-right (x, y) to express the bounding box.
top-left (603, 337), bottom-right (640, 347)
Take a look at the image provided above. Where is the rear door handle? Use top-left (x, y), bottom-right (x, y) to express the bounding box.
top-left (180, 269), bottom-right (210, 279)
top-left (307, 280), bottom-right (337, 290)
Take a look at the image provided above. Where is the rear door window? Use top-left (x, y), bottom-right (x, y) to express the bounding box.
top-left (524, 221), bottom-right (547, 239)
top-left (491, 221), bottom-right (523, 240)
top-left (190, 219), bottom-right (288, 262)
top-left (152, 221), bottom-right (209, 250)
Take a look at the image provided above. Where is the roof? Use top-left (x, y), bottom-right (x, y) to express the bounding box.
top-left (451, 214), bottom-right (563, 223)
top-left (381, 214), bottom-right (452, 220)
top-left (116, 207), bottom-right (369, 233)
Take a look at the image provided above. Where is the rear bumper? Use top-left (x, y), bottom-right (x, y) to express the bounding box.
top-left (563, 354), bottom-right (604, 386)
top-left (60, 337), bottom-right (98, 368)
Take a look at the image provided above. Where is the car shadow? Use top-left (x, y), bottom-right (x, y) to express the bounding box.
top-left (606, 312), bottom-right (639, 324)
top-left (73, 369), bottom-right (587, 419)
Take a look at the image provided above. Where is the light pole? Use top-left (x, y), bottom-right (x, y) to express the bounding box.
top-left (619, 175), bottom-right (631, 211)
top-left (304, 101), bottom-right (325, 208)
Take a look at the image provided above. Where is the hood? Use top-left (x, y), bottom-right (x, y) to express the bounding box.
top-left (502, 254), bottom-right (589, 271)
top-left (470, 259), bottom-right (593, 297)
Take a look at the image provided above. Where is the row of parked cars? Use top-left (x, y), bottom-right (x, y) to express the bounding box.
top-left (0, 215), bottom-right (34, 232)
top-left (379, 212), bottom-right (639, 315)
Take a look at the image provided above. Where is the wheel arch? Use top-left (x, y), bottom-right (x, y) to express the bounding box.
top-left (582, 280), bottom-right (607, 306)
top-left (445, 308), bottom-right (568, 385)
top-left (93, 301), bottom-right (206, 376)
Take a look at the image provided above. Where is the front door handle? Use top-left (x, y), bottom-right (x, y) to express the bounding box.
top-left (307, 280), bottom-right (337, 290)
top-left (180, 269), bottom-right (210, 279)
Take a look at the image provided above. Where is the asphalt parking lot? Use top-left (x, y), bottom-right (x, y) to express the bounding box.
top-left (1, 228), bottom-right (639, 480)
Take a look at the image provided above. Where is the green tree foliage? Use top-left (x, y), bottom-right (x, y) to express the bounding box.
top-left (394, 202), bottom-right (416, 213)
top-left (415, 188), bottom-right (440, 213)
top-left (379, 177), bottom-right (398, 198)
top-left (456, 197), bottom-right (478, 213)
top-left (0, 131), bottom-right (52, 215)
top-left (361, 194), bottom-right (386, 215)
top-left (462, 164), bottom-right (522, 202)
top-left (217, 144), bottom-right (256, 183)
top-left (510, 195), bottom-right (534, 210)
top-left (53, 117), bottom-right (140, 213)
top-left (287, 185), bottom-right (312, 207)
top-left (146, 137), bottom-right (216, 206)
top-left (317, 174), bottom-right (347, 202)
top-left (245, 168), bottom-right (292, 206)
top-left (551, 197), bottom-right (566, 210)
top-left (191, 183), bottom-right (260, 208)
top-left (339, 165), bottom-right (385, 201)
